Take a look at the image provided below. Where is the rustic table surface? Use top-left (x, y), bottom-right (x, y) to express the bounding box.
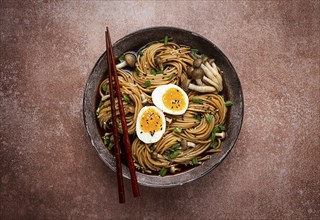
top-left (1, 1), bottom-right (319, 219)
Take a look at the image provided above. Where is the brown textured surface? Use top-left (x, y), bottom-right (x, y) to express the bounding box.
top-left (1, 0), bottom-right (319, 219)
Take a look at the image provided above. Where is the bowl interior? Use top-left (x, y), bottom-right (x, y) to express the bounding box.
top-left (83, 26), bottom-right (243, 187)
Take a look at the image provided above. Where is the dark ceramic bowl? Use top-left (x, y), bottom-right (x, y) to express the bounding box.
top-left (83, 27), bottom-right (243, 187)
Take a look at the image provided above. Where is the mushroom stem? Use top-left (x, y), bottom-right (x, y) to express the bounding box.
top-left (181, 140), bottom-right (196, 150)
top-left (195, 79), bottom-right (204, 86)
top-left (205, 61), bottom-right (223, 85)
top-left (116, 53), bottom-right (136, 69)
top-left (166, 117), bottom-right (173, 124)
top-left (152, 152), bottom-right (166, 160)
top-left (181, 78), bottom-right (216, 93)
top-left (116, 61), bottom-right (127, 69)
top-left (169, 166), bottom-right (181, 174)
top-left (101, 94), bottom-right (110, 101)
top-left (188, 83), bottom-right (216, 93)
top-left (203, 76), bottom-right (220, 90)
top-left (215, 131), bottom-right (226, 139)
top-left (140, 93), bottom-right (147, 104)
top-left (201, 63), bottom-right (223, 92)
top-left (200, 63), bottom-right (215, 82)
top-left (155, 57), bottom-right (163, 70)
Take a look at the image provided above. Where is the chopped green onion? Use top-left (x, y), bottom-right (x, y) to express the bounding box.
top-left (96, 107), bottom-right (100, 116)
top-left (211, 126), bottom-right (221, 141)
top-left (151, 69), bottom-right (163, 76)
top-left (190, 48), bottom-right (201, 59)
top-left (107, 142), bottom-right (114, 151)
top-left (98, 100), bottom-right (104, 107)
top-left (159, 37), bottom-right (173, 43)
top-left (190, 49), bottom-right (199, 54)
top-left (211, 131), bottom-right (216, 141)
top-left (135, 68), bottom-right (140, 76)
top-left (213, 126), bottom-right (220, 133)
top-left (168, 72), bottom-right (175, 80)
top-left (218, 125), bottom-right (226, 131)
top-left (210, 140), bottom-right (218, 149)
top-left (168, 151), bottom-right (181, 159)
top-left (194, 114), bottom-right (202, 121)
top-left (144, 80), bottom-right (151, 87)
top-left (102, 83), bottom-right (108, 92)
top-left (118, 54), bottom-right (125, 62)
top-left (174, 127), bottom-right (182, 133)
top-left (138, 50), bottom-right (143, 55)
top-left (159, 167), bottom-right (167, 177)
top-left (225, 100), bottom-right (233, 107)
top-left (192, 157), bottom-right (199, 165)
top-left (211, 128), bottom-right (219, 140)
top-left (206, 114), bottom-right (214, 123)
top-left (164, 35), bottom-right (168, 45)
top-left (192, 97), bottom-right (203, 104)
top-left (171, 143), bottom-right (181, 150)
top-left (123, 95), bottom-right (131, 104)
top-left (103, 137), bottom-right (110, 146)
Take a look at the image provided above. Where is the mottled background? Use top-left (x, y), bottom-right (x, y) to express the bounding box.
top-left (1, 0), bottom-right (319, 219)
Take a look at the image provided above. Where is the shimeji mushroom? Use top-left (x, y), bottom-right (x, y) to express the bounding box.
top-left (166, 117), bottom-right (173, 124)
top-left (140, 93), bottom-right (148, 104)
top-left (191, 68), bottom-right (205, 86)
top-left (181, 139), bottom-right (196, 150)
top-left (215, 131), bottom-right (226, 139)
top-left (190, 58), bottom-right (205, 85)
top-left (193, 58), bottom-right (203, 68)
top-left (181, 78), bottom-right (217, 93)
top-left (208, 60), bottom-right (223, 85)
top-left (200, 60), bottom-right (223, 92)
top-left (169, 166), bottom-right (181, 174)
top-left (116, 53), bottom-right (137, 69)
top-left (155, 56), bottom-right (164, 70)
top-left (184, 57), bottom-right (222, 92)
top-left (186, 66), bottom-right (194, 78)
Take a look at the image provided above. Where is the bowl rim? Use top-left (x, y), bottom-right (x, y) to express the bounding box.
top-left (83, 26), bottom-right (244, 188)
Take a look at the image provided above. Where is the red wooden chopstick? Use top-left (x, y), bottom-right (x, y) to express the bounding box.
top-left (105, 29), bottom-right (125, 203)
top-left (105, 27), bottom-right (140, 201)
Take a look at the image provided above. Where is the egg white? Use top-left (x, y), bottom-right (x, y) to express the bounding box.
top-left (136, 106), bottom-right (166, 144)
top-left (152, 84), bottom-right (189, 115)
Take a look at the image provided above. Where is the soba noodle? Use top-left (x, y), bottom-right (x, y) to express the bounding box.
top-left (96, 39), bottom-right (229, 176)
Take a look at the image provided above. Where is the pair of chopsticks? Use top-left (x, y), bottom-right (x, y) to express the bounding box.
top-left (105, 27), bottom-right (140, 203)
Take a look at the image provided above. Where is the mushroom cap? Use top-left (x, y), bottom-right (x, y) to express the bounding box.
top-left (170, 166), bottom-right (179, 174)
top-left (191, 68), bottom-right (205, 80)
top-left (151, 152), bottom-right (157, 159)
top-left (180, 78), bottom-right (191, 91)
top-left (124, 53), bottom-right (137, 68)
top-left (155, 56), bottom-right (162, 65)
top-left (186, 66), bottom-right (194, 78)
top-left (208, 58), bottom-right (215, 65)
top-left (201, 55), bottom-right (208, 63)
top-left (193, 58), bottom-right (203, 68)
top-left (181, 139), bottom-right (188, 150)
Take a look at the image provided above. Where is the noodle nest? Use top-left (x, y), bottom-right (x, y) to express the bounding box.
top-left (96, 40), bottom-right (228, 176)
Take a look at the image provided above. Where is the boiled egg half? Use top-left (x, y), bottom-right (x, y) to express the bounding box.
top-left (152, 84), bottom-right (189, 115)
top-left (136, 106), bottom-right (166, 144)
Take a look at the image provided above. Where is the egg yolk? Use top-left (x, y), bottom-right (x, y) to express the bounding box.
top-left (140, 108), bottom-right (163, 136)
top-left (162, 88), bottom-right (186, 111)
